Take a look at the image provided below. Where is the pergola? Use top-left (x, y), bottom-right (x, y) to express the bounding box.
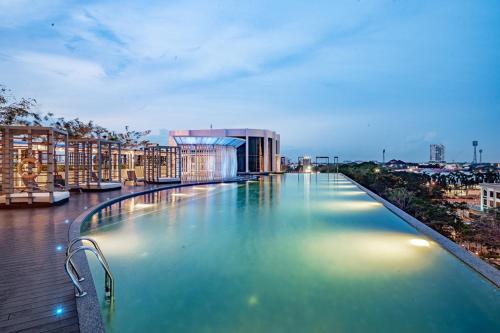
top-left (143, 145), bottom-right (181, 183)
top-left (0, 125), bottom-right (70, 206)
top-left (67, 138), bottom-right (122, 191)
top-left (121, 147), bottom-right (144, 181)
top-left (315, 156), bottom-right (330, 166)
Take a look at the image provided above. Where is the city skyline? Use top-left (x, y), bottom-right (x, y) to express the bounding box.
top-left (1, 0), bottom-right (499, 161)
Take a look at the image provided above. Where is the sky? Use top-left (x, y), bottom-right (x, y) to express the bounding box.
top-left (0, 0), bottom-right (499, 162)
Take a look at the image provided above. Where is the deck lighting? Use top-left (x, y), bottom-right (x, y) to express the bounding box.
top-left (56, 245), bottom-right (63, 251)
top-left (409, 239), bottom-right (430, 247)
top-left (64, 219), bottom-right (69, 224)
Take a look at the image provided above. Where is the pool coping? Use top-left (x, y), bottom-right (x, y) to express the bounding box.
top-left (342, 173), bottom-right (500, 288)
top-left (68, 178), bottom-right (251, 333)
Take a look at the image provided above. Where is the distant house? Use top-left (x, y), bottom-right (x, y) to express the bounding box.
top-left (480, 183), bottom-right (500, 210)
top-left (385, 159), bottom-right (408, 169)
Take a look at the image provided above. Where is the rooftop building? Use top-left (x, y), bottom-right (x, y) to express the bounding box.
top-left (169, 128), bottom-right (280, 175)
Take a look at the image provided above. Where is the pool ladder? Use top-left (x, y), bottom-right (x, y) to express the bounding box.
top-left (64, 237), bottom-right (115, 302)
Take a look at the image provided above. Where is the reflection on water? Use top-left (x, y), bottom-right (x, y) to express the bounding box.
top-left (84, 174), bottom-right (500, 333)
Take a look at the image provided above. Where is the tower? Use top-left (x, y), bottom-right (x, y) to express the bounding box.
top-left (472, 141), bottom-right (478, 164)
top-left (382, 149), bottom-right (386, 164)
top-left (430, 144), bottom-right (445, 163)
top-left (479, 149), bottom-right (483, 164)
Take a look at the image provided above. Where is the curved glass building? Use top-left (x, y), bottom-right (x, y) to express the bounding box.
top-left (172, 136), bottom-right (245, 181)
top-left (170, 129), bottom-right (281, 176)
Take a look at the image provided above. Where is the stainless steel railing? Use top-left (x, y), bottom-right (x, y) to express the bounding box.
top-left (66, 237), bottom-right (109, 282)
top-left (64, 237), bottom-right (114, 302)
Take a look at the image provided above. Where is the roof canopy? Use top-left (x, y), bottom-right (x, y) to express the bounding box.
top-left (173, 136), bottom-right (245, 148)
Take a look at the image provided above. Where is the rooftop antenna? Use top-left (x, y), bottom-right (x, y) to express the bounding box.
top-left (472, 141), bottom-right (478, 164)
top-left (479, 149), bottom-right (483, 164)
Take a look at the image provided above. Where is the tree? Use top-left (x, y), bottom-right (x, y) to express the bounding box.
top-left (1, 85), bottom-right (153, 149)
top-left (110, 126), bottom-right (151, 149)
top-left (0, 85), bottom-right (42, 125)
top-left (385, 187), bottom-right (414, 210)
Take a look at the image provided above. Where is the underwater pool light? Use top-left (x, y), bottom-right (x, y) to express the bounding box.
top-left (55, 307), bottom-right (63, 315)
top-left (409, 239), bottom-right (430, 247)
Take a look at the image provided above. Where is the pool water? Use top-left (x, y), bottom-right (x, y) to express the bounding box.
top-left (83, 174), bottom-right (500, 333)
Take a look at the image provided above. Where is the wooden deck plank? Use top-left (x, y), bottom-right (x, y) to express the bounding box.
top-left (0, 184), bottom-right (165, 333)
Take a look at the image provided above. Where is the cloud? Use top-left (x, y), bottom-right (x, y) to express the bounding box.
top-left (0, 0), bottom-right (64, 28)
top-left (14, 52), bottom-right (105, 80)
top-left (0, 0), bottom-right (498, 161)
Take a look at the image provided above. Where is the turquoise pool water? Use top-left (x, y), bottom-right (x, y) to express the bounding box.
top-left (83, 174), bottom-right (500, 332)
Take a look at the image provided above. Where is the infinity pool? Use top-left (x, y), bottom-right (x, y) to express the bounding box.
top-left (82, 174), bottom-right (500, 332)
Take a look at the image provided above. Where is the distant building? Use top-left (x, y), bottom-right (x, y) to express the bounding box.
top-left (430, 144), bottom-right (445, 163)
top-left (280, 156), bottom-right (290, 171)
top-left (480, 183), bottom-right (500, 210)
top-left (298, 156), bottom-right (312, 172)
top-left (300, 156), bottom-right (311, 166)
top-left (169, 128), bottom-right (280, 175)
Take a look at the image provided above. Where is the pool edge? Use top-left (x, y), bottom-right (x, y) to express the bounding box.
top-left (341, 173), bottom-right (500, 288)
top-left (68, 178), bottom-right (251, 333)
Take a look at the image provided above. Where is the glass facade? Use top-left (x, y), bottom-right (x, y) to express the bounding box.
top-left (179, 144), bottom-right (238, 181)
top-left (235, 136), bottom-right (246, 173)
top-left (248, 137), bottom-right (264, 172)
top-left (173, 131), bottom-right (279, 174)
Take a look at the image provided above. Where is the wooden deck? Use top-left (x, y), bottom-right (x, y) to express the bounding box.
top-left (0, 184), bottom-right (163, 333)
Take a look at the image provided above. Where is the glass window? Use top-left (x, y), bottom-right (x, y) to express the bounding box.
top-left (234, 136), bottom-right (246, 172)
top-left (268, 138), bottom-right (273, 172)
top-left (248, 137), bottom-right (263, 172)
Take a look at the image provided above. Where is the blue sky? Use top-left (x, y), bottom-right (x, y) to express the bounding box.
top-left (1, 0), bottom-right (499, 162)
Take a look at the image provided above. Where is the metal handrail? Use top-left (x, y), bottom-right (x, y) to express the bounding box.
top-left (66, 237), bottom-right (109, 282)
top-left (65, 245), bottom-right (115, 302)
